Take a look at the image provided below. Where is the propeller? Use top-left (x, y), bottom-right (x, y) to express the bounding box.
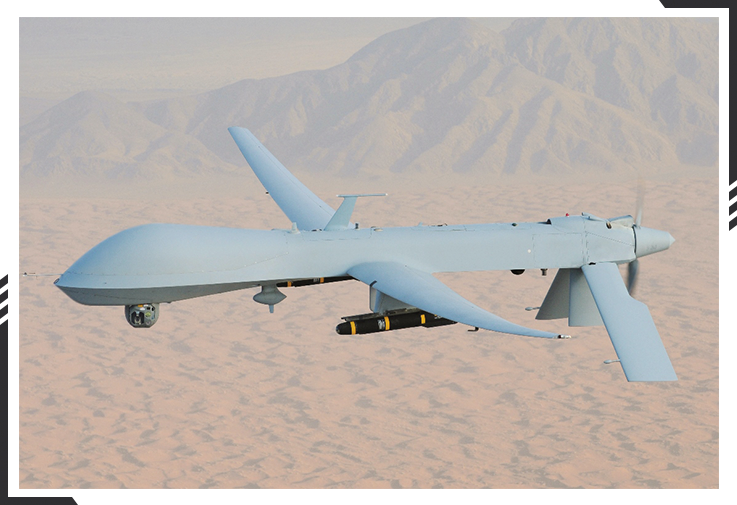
top-left (627, 180), bottom-right (645, 295)
top-left (635, 183), bottom-right (644, 228)
top-left (627, 257), bottom-right (639, 295)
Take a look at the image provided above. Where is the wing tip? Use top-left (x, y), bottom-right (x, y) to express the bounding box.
top-left (622, 364), bottom-right (678, 382)
top-left (625, 372), bottom-right (678, 382)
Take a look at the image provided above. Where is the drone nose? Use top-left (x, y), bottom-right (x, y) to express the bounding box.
top-left (635, 227), bottom-right (675, 258)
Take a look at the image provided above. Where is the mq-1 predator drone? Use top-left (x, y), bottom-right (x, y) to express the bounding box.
top-left (56, 127), bottom-right (677, 382)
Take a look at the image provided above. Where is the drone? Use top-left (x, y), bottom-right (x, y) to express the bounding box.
top-left (55, 127), bottom-right (677, 382)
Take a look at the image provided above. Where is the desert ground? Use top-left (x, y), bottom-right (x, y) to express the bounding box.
top-left (18, 171), bottom-right (718, 488)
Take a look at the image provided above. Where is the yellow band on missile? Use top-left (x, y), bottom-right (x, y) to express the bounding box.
top-left (420, 314), bottom-right (426, 325)
top-left (287, 281), bottom-right (292, 287)
top-left (320, 278), bottom-right (324, 283)
top-left (350, 321), bottom-right (356, 335)
top-left (384, 317), bottom-right (390, 331)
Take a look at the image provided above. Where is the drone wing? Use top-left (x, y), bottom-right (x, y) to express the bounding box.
top-left (229, 127), bottom-right (335, 230)
top-left (581, 262), bottom-right (677, 382)
top-left (348, 262), bottom-right (566, 339)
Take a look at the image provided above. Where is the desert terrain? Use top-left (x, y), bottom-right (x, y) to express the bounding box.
top-left (19, 171), bottom-right (718, 489)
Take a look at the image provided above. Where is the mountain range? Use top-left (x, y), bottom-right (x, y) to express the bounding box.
top-left (20, 17), bottom-right (719, 179)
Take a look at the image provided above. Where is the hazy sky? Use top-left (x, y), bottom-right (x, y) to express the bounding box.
top-left (19, 18), bottom-right (517, 101)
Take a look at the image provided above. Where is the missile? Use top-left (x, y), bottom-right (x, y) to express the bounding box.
top-left (336, 310), bottom-right (457, 335)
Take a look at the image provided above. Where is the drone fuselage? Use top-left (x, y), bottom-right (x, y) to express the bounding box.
top-left (55, 214), bottom-right (657, 307)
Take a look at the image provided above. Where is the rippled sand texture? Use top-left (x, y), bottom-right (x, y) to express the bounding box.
top-left (19, 175), bottom-right (718, 488)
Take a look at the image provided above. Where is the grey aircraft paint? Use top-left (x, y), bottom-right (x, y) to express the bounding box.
top-left (56, 128), bottom-right (676, 381)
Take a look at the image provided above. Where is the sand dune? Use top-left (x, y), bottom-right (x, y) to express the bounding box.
top-left (19, 173), bottom-right (717, 488)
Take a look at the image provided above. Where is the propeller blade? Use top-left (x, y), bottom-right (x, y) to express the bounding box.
top-left (627, 181), bottom-right (644, 295)
top-left (635, 180), bottom-right (645, 227)
top-left (627, 259), bottom-right (639, 295)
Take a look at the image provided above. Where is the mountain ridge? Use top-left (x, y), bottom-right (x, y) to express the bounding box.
top-left (20, 17), bottom-right (718, 179)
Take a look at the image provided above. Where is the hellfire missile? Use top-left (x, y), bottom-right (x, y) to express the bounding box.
top-left (336, 310), bottom-right (457, 335)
